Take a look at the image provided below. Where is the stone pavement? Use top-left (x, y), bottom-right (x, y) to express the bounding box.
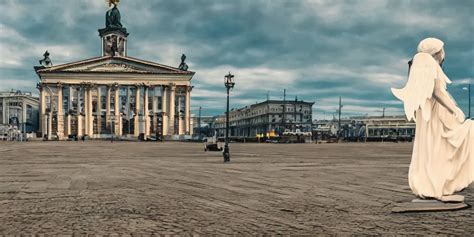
top-left (0, 141), bottom-right (472, 235)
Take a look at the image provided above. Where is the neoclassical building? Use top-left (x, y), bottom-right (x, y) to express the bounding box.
top-left (35, 3), bottom-right (194, 140)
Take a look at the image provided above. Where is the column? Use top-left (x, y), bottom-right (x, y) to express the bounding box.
top-left (88, 86), bottom-right (94, 136)
top-left (178, 95), bottom-right (184, 135)
top-left (66, 114), bottom-right (71, 136)
top-left (144, 86), bottom-right (150, 137)
top-left (57, 84), bottom-right (64, 139)
top-left (106, 86), bottom-right (111, 133)
top-left (126, 87), bottom-right (131, 135)
top-left (152, 88), bottom-right (158, 135)
top-left (97, 86), bottom-right (102, 135)
top-left (168, 83), bottom-right (175, 135)
top-left (114, 86), bottom-right (120, 136)
top-left (47, 100), bottom-right (52, 141)
top-left (46, 86), bottom-right (52, 140)
top-left (66, 86), bottom-right (73, 137)
top-left (77, 114), bottom-right (83, 137)
top-left (185, 86), bottom-right (191, 135)
top-left (162, 85), bottom-right (168, 136)
top-left (189, 117), bottom-right (193, 136)
top-left (119, 115), bottom-right (123, 137)
top-left (84, 88), bottom-right (89, 135)
top-left (39, 87), bottom-right (46, 136)
top-left (134, 85), bottom-right (141, 137)
top-left (77, 87), bottom-right (83, 137)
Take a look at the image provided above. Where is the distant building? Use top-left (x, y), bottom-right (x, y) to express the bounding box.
top-left (0, 90), bottom-right (39, 136)
top-left (191, 115), bottom-right (215, 139)
top-left (213, 100), bottom-right (314, 139)
top-left (312, 119), bottom-right (339, 141)
top-left (353, 115), bottom-right (416, 141)
top-left (313, 115), bottom-right (416, 142)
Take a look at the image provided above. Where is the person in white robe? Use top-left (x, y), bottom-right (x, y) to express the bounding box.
top-left (391, 37), bottom-right (473, 202)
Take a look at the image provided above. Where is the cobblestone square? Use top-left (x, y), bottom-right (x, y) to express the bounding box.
top-left (0, 141), bottom-right (472, 235)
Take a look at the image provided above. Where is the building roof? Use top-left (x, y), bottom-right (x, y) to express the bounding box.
top-left (35, 55), bottom-right (195, 76)
top-left (234, 99), bottom-right (315, 111)
top-left (0, 90), bottom-right (39, 102)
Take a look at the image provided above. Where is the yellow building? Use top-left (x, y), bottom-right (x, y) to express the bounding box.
top-left (35, 4), bottom-right (194, 140)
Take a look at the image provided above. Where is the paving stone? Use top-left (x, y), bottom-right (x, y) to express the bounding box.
top-left (0, 141), bottom-right (472, 235)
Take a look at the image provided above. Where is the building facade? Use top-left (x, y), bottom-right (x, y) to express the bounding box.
top-left (213, 100), bottom-right (314, 139)
top-left (192, 115), bottom-right (216, 139)
top-left (35, 5), bottom-right (194, 140)
top-left (353, 115), bottom-right (416, 141)
top-left (0, 90), bottom-right (39, 135)
top-left (312, 115), bottom-right (416, 142)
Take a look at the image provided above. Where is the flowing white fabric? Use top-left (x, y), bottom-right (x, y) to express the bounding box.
top-left (392, 52), bottom-right (473, 199)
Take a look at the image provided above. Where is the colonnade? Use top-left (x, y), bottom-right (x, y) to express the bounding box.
top-left (38, 82), bottom-right (192, 140)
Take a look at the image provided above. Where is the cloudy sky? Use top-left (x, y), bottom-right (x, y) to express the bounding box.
top-left (0, 0), bottom-right (472, 119)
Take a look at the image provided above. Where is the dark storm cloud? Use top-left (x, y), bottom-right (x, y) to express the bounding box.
top-left (0, 0), bottom-right (472, 118)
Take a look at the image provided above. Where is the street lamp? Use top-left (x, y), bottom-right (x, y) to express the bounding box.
top-left (223, 72), bottom-right (235, 163)
top-left (462, 84), bottom-right (471, 119)
top-left (337, 96), bottom-right (343, 142)
top-left (198, 106), bottom-right (202, 141)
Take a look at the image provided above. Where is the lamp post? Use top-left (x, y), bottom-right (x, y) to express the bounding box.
top-left (337, 96), bottom-right (343, 142)
top-left (198, 106), bottom-right (202, 141)
top-left (463, 84), bottom-right (471, 119)
top-left (223, 72), bottom-right (235, 163)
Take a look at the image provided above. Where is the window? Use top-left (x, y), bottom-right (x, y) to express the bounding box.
top-left (130, 91), bottom-right (136, 114)
top-left (110, 92), bottom-right (115, 112)
top-left (71, 88), bottom-right (78, 112)
top-left (45, 96), bottom-right (51, 110)
top-left (120, 90), bottom-right (127, 114)
top-left (62, 96), bottom-right (68, 111)
top-left (157, 96), bottom-right (162, 111)
top-left (148, 98), bottom-right (153, 111)
top-left (27, 105), bottom-right (32, 119)
top-left (92, 100), bottom-right (98, 113)
top-left (101, 95), bottom-right (106, 111)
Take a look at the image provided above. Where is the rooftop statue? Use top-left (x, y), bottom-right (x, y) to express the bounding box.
top-left (39, 51), bottom-right (52, 67)
top-left (99, 0), bottom-right (128, 37)
top-left (391, 38), bottom-right (473, 203)
top-left (178, 54), bottom-right (189, 71)
top-left (106, 0), bottom-right (122, 28)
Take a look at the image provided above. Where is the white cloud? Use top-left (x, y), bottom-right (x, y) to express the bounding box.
top-left (0, 0), bottom-right (27, 21)
top-left (195, 65), bottom-right (298, 90)
top-left (0, 24), bottom-right (86, 68)
top-left (0, 78), bottom-right (37, 92)
top-left (451, 78), bottom-right (473, 85)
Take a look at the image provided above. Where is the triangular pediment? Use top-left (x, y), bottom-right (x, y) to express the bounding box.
top-left (67, 62), bottom-right (149, 73)
top-left (35, 56), bottom-right (194, 75)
